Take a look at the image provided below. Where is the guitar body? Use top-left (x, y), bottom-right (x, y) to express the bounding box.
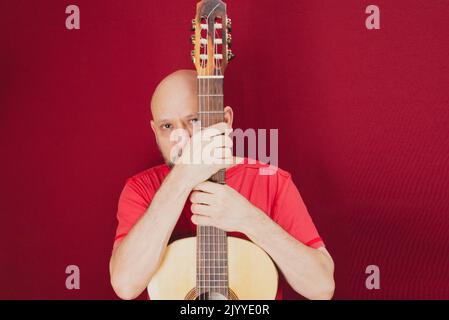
top-left (147, 237), bottom-right (278, 300)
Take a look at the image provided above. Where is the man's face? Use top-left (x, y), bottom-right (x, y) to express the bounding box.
top-left (150, 72), bottom-right (199, 167)
top-left (150, 70), bottom-right (233, 167)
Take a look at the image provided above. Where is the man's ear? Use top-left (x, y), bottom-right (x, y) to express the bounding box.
top-left (150, 120), bottom-right (158, 141)
top-left (150, 120), bottom-right (156, 133)
top-left (223, 106), bottom-right (234, 128)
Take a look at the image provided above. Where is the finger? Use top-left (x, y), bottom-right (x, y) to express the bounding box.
top-left (190, 191), bottom-right (215, 205)
top-left (212, 147), bottom-right (232, 160)
top-left (191, 203), bottom-right (212, 216)
top-left (191, 214), bottom-right (214, 227)
top-left (211, 134), bottom-right (233, 149)
top-left (193, 118), bottom-right (202, 131)
top-left (193, 181), bottom-right (223, 194)
top-left (210, 122), bottom-right (230, 132)
top-left (203, 122), bottom-right (230, 139)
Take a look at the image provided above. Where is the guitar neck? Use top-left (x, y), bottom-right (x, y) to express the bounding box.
top-left (196, 75), bottom-right (229, 299)
top-left (198, 75), bottom-right (226, 184)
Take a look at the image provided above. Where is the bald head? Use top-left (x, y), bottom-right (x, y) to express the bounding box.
top-left (151, 69), bottom-right (197, 119)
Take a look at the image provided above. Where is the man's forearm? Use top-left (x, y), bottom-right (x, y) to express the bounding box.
top-left (109, 166), bottom-right (192, 300)
top-left (243, 209), bottom-right (335, 300)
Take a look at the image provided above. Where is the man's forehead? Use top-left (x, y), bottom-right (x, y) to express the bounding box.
top-left (151, 70), bottom-right (198, 120)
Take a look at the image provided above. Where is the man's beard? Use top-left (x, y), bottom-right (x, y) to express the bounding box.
top-left (166, 159), bottom-right (175, 169)
top-left (156, 143), bottom-right (179, 169)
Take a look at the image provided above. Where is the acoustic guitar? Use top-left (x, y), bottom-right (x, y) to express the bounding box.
top-left (147, 0), bottom-right (278, 300)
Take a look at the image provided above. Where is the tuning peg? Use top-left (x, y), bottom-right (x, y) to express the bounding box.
top-left (190, 34), bottom-right (196, 45)
top-left (227, 50), bottom-right (235, 61)
top-left (191, 19), bottom-right (196, 31)
top-left (226, 33), bottom-right (232, 46)
top-left (191, 50), bottom-right (196, 63)
top-left (226, 18), bottom-right (232, 32)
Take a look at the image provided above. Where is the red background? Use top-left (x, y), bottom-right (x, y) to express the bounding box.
top-left (1, 0), bottom-right (448, 299)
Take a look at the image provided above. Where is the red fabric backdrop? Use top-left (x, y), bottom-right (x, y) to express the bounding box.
top-left (1, 0), bottom-right (448, 299)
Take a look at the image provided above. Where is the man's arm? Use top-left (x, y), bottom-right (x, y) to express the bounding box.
top-left (244, 211), bottom-right (335, 300)
top-left (109, 166), bottom-right (192, 300)
top-left (109, 123), bottom-right (233, 300)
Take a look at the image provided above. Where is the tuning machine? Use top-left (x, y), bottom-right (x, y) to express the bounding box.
top-left (226, 33), bottom-right (232, 47)
top-left (226, 18), bottom-right (232, 32)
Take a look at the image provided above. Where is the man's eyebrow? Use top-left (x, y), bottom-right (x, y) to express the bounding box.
top-left (183, 113), bottom-right (199, 119)
top-left (155, 113), bottom-right (198, 124)
top-left (155, 118), bottom-right (171, 124)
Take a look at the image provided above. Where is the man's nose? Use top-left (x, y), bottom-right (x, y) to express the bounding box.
top-left (179, 122), bottom-right (194, 138)
top-left (172, 122), bottom-right (193, 142)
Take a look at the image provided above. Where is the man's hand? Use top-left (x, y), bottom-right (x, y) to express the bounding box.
top-left (189, 181), bottom-right (263, 233)
top-left (190, 181), bottom-right (335, 300)
top-left (172, 122), bottom-right (234, 190)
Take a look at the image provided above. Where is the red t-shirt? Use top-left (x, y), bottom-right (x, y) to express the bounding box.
top-left (114, 158), bottom-right (325, 299)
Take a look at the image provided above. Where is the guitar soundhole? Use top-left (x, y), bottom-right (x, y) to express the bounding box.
top-left (185, 288), bottom-right (239, 300)
top-left (196, 292), bottom-right (227, 300)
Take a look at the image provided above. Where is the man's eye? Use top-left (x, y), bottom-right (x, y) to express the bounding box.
top-left (161, 124), bottom-right (172, 130)
top-left (190, 118), bottom-right (199, 124)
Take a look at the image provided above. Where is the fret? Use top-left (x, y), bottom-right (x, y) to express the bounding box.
top-left (198, 251), bottom-right (228, 253)
top-left (197, 246), bottom-right (226, 248)
top-left (201, 248), bottom-right (227, 256)
top-left (197, 265), bottom-right (227, 268)
top-left (197, 258), bottom-right (227, 262)
top-left (197, 279), bottom-right (228, 282)
top-left (198, 94), bottom-right (223, 97)
top-left (197, 273), bottom-right (228, 275)
top-left (196, 273), bottom-right (228, 275)
top-left (197, 261), bottom-right (227, 264)
top-left (197, 284), bottom-right (228, 287)
top-left (198, 111), bottom-right (224, 114)
top-left (198, 236), bottom-right (227, 238)
top-left (197, 285), bottom-right (229, 289)
top-left (197, 75), bottom-right (224, 79)
top-left (198, 265), bottom-right (227, 268)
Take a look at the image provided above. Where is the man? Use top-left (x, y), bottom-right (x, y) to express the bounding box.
top-left (109, 70), bottom-right (335, 300)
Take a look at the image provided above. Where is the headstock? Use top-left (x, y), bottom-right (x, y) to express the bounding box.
top-left (190, 0), bottom-right (234, 77)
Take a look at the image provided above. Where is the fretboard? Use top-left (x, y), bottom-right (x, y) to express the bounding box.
top-left (196, 76), bottom-right (229, 299)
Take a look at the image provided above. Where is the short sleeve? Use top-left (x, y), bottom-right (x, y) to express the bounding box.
top-left (272, 174), bottom-right (325, 249)
top-left (113, 178), bottom-right (153, 249)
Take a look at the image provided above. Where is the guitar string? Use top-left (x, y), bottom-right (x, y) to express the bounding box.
top-left (215, 16), bottom-right (226, 298)
top-left (199, 38), bottom-right (205, 299)
top-left (214, 18), bottom-right (221, 298)
top-left (207, 24), bottom-right (211, 298)
top-left (215, 20), bottom-right (223, 298)
top-left (213, 18), bottom-right (219, 298)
